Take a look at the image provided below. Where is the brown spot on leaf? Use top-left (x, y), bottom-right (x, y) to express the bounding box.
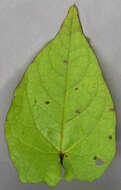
top-left (109, 108), bottom-right (115, 112)
top-left (75, 87), bottom-right (79, 90)
top-left (65, 153), bottom-right (68, 157)
top-left (45, 101), bottom-right (50, 104)
top-left (92, 86), bottom-right (96, 88)
top-left (78, 126), bottom-right (80, 128)
top-left (63, 60), bottom-right (68, 64)
top-left (34, 99), bottom-right (37, 104)
top-left (94, 156), bottom-right (97, 160)
top-left (75, 109), bottom-right (80, 114)
top-left (108, 135), bottom-right (112, 139)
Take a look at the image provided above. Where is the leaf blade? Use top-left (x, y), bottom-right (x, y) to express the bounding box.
top-left (5, 5), bottom-right (116, 186)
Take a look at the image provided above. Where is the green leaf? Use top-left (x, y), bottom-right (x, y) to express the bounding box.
top-left (5, 5), bottom-right (116, 186)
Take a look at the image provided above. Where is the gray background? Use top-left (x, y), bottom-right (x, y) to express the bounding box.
top-left (0, 0), bottom-right (121, 189)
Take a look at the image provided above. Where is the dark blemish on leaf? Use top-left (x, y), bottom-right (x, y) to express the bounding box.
top-left (75, 109), bottom-right (80, 114)
top-left (94, 156), bottom-right (97, 160)
top-left (94, 156), bottom-right (104, 166)
top-left (59, 153), bottom-right (64, 166)
top-left (45, 101), bottom-right (50, 104)
top-left (78, 126), bottom-right (80, 128)
top-left (63, 60), bottom-right (68, 64)
top-left (92, 86), bottom-right (96, 88)
top-left (75, 87), bottom-right (79, 90)
top-left (34, 99), bottom-right (37, 104)
top-left (109, 108), bottom-right (115, 112)
top-left (65, 153), bottom-right (68, 157)
top-left (108, 135), bottom-right (112, 139)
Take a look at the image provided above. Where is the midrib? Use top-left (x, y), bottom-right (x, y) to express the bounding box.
top-left (60, 10), bottom-right (74, 153)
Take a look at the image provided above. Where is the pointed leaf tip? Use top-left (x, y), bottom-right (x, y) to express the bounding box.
top-left (67, 4), bottom-right (78, 17)
top-left (69, 4), bottom-right (78, 9)
top-left (60, 4), bottom-right (82, 35)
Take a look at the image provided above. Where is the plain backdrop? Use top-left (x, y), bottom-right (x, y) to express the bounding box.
top-left (0, 0), bottom-right (121, 189)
